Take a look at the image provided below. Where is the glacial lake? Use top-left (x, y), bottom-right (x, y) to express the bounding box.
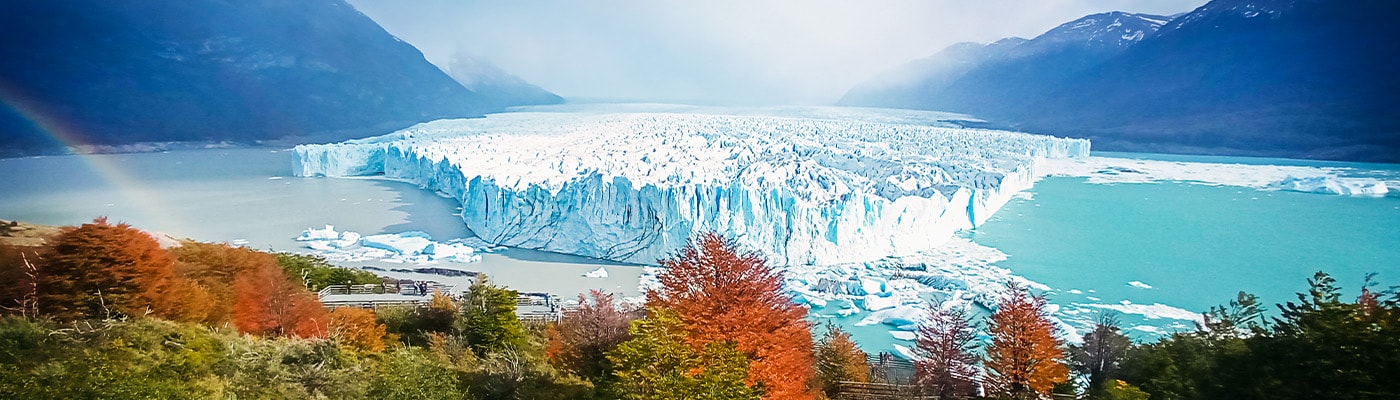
top-left (2, 147), bottom-right (1397, 352)
top-left (972, 154), bottom-right (1400, 332)
top-left (0, 148), bottom-right (644, 299)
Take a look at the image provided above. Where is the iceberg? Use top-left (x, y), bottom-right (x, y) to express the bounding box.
top-left (296, 227), bottom-right (485, 264)
top-left (296, 110), bottom-right (1088, 265)
top-left (583, 266), bottom-right (609, 278)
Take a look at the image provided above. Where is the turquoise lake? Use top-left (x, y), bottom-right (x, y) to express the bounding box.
top-left (970, 153), bottom-right (1400, 338)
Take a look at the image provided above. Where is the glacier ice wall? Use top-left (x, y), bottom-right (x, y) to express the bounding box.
top-left (295, 111), bottom-right (1089, 265)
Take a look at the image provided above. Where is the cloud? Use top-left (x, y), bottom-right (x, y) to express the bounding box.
top-left (347, 0), bottom-right (1206, 104)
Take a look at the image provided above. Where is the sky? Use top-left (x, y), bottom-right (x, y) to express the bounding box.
top-left (347, 0), bottom-right (1208, 105)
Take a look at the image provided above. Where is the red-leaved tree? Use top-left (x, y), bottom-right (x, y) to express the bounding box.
top-left (547, 289), bottom-right (639, 380)
top-left (984, 282), bottom-right (1070, 399)
top-left (648, 232), bottom-right (816, 400)
top-left (233, 264), bottom-right (327, 338)
top-left (913, 307), bottom-right (980, 398)
top-left (35, 218), bottom-right (180, 320)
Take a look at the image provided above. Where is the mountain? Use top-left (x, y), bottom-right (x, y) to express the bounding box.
top-left (841, 11), bottom-right (1168, 119)
top-left (0, 0), bottom-right (556, 156)
top-left (842, 0), bottom-right (1400, 162)
top-left (1030, 0), bottom-right (1400, 161)
top-left (839, 38), bottom-right (1027, 110)
top-left (443, 55), bottom-right (563, 109)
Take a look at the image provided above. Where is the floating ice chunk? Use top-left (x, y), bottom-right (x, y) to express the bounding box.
top-left (890, 331), bottom-right (916, 341)
top-left (858, 277), bottom-right (888, 296)
top-left (862, 294), bottom-right (900, 311)
top-left (857, 305), bottom-right (927, 327)
top-left (584, 267), bottom-right (609, 278)
top-left (332, 231), bottom-right (361, 249)
top-left (1128, 281), bottom-right (1153, 289)
top-left (298, 225), bottom-right (338, 241)
top-left (1042, 156), bottom-right (1394, 197)
top-left (893, 344), bottom-right (918, 360)
top-left (1079, 302), bottom-right (1202, 322)
top-left (1132, 325), bottom-right (1166, 334)
top-left (306, 241), bottom-right (334, 251)
top-left (362, 233), bottom-right (434, 256)
top-left (1068, 289), bottom-right (1083, 295)
top-left (1268, 176), bottom-right (1389, 196)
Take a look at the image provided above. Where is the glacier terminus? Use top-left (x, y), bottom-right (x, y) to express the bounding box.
top-left (295, 107), bottom-right (1090, 266)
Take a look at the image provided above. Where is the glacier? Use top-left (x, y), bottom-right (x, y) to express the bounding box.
top-left (295, 109), bottom-right (1089, 266)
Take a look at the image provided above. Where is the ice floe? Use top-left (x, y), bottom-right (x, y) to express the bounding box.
top-left (1040, 156), bottom-right (1391, 196)
top-left (296, 225), bottom-right (486, 264)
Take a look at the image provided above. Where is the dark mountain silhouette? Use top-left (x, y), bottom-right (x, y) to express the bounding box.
top-left (0, 0), bottom-right (558, 155)
top-left (842, 0), bottom-right (1400, 162)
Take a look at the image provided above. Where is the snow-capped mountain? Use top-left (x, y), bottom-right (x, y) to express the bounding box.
top-left (0, 0), bottom-right (550, 155)
top-left (294, 108), bottom-right (1089, 266)
top-left (839, 12), bottom-right (1169, 120)
top-left (1026, 0), bottom-right (1400, 161)
top-left (443, 54), bottom-right (564, 109)
top-left (842, 0), bottom-right (1400, 162)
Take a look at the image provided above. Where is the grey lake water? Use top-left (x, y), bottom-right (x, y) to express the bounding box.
top-left (0, 148), bottom-right (643, 298)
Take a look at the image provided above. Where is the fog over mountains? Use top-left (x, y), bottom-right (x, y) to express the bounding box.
top-left (842, 0), bottom-right (1400, 162)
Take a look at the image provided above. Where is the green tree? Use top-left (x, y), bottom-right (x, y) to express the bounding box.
top-left (1099, 379), bottom-right (1150, 400)
top-left (813, 323), bottom-right (868, 396)
top-left (607, 309), bottom-right (762, 400)
top-left (1071, 313), bottom-right (1132, 392)
top-left (368, 347), bottom-right (464, 400)
top-left (459, 276), bottom-right (525, 356)
top-left (275, 253), bottom-right (380, 291)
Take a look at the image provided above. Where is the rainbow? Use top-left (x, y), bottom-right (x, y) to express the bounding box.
top-left (0, 79), bottom-right (181, 234)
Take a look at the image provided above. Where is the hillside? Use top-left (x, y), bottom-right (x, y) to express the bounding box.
top-left (841, 0), bottom-right (1400, 162)
top-left (0, 0), bottom-right (557, 156)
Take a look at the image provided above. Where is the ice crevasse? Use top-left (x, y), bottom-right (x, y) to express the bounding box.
top-left (295, 111), bottom-right (1089, 265)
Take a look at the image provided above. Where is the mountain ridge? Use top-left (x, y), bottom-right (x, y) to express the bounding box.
top-left (0, 0), bottom-right (560, 157)
top-left (840, 0), bottom-right (1400, 162)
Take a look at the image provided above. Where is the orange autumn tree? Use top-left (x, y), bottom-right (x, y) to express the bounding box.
top-left (328, 306), bottom-right (388, 354)
top-left (648, 232), bottom-right (816, 400)
top-left (233, 264), bottom-right (327, 338)
top-left (171, 242), bottom-right (285, 324)
top-left (984, 282), bottom-right (1070, 399)
top-left (33, 217), bottom-right (202, 321)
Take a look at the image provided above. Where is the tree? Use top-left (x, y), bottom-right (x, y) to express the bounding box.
top-left (171, 242), bottom-right (286, 324)
top-left (984, 282), bottom-right (1070, 399)
top-left (647, 232), bottom-right (816, 400)
top-left (232, 265), bottom-right (327, 338)
top-left (547, 289), bottom-right (638, 380)
top-left (1070, 313), bottom-right (1131, 392)
top-left (608, 308), bottom-right (762, 400)
top-left (368, 347), bottom-right (464, 400)
top-left (275, 253), bottom-right (380, 291)
top-left (329, 307), bottom-right (388, 354)
top-left (813, 323), bottom-right (868, 396)
top-left (459, 275), bottom-right (525, 356)
top-left (1198, 291), bottom-right (1266, 339)
top-left (34, 218), bottom-right (179, 320)
top-left (913, 307), bottom-right (980, 398)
